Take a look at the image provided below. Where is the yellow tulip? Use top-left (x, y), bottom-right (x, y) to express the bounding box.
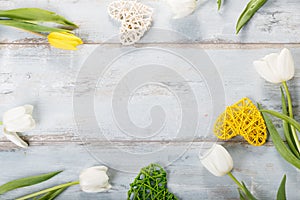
top-left (47, 32), bottom-right (83, 50)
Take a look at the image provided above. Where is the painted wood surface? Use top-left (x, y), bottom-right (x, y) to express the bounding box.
top-left (0, 0), bottom-right (300, 199)
top-left (0, 0), bottom-right (299, 44)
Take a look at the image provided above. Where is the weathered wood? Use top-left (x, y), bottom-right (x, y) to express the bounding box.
top-left (1, 45), bottom-right (300, 142)
top-left (0, 44), bottom-right (299, 199)
top-left (0, 0), bottom-right (300, 199)
top-left (0, 143), bottom-right (299, 199)
top-left (0, 0), bottom-right (299, 43)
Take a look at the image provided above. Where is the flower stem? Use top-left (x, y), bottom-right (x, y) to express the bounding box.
top-left (282, 81), bottom-right (300, 153)
top-left (16, 181), bottom-right (79, 200)
top-left (227, 172), bottom-right (243, 189)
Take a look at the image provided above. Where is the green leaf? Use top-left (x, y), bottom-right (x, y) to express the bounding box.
top-left (0, 20), bottom-right (70, 33)
top-left (261, 109), bottom-right (300, 134)
top-left (259, 107), bottom-right (300, 169)
top-left (236, 0), bottom-right (268, 34)
top-left (238, 190), bottom-right (247, 200)
top-left (16, 181), bottom-right (79, 200)
top-left (281, 87), bottom-right (299, 158)
top-left (217, 0), bottom-right (222, 10)
top-left (276, 175), bottom-right (287, 200)
top-left (240, 182), bottom-right (257, 200)
top-left (37, 186), bottom-right (68, 200)
top-left (0, 8), bottom-right (77, 28)
top-left (0, 171), bottom-right (62, 195)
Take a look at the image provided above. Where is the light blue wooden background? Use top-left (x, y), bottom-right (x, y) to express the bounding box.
top-left (0, 0), bottom-right (300, 199)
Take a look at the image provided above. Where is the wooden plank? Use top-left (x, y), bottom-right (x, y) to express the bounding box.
top-left (0, 142), bottom-right (299, 199)
top-left (0, 0), bottom-right (299, 43)
top-left (1, 45), bottom-right (300, 143)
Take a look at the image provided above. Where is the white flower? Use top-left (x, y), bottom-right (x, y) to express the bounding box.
top-left (200, 144), bottom-right (233, 176)
top-left (253, 48), bottom-right (295, 84)
top-left (79, 166), bottom-right (112, 193)
top-left (2, 105), bottom-right (35, 148)
top-left (166, 0), bottom-right (196, 19)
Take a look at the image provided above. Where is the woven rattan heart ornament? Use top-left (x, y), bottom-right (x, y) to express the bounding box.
top-left (127, 163), bottom-right (178, 200)
top-left (108, 0), bottom-right (153, 45)
top-left (214, 97), bottom-right (267, 146)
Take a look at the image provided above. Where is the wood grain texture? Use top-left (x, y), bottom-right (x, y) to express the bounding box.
top-left (1, 44), bottom-right (300, 198)
top-left (1, 45), bottom-right (300, 141)
top-left (0, 0), bottom-right (300, 199)
top-left (0, 143), bottom-right (299, 199)
top-left (0, 0), bottom-right (299, 43)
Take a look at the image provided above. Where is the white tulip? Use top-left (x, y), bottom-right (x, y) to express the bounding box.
top-left (166, 0), bottom-right (196, 19)
top-left (200, 144), bottom-right (233, 176)
top-left (2, 105), bottom-right (35, 148)
top-left (253, 48), bottom-right (295, 84)
top-left (79, 166), bottom-right (112, 193)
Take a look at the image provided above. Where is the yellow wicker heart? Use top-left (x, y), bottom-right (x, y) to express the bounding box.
top-left (214, 97), bottom-right (267, 146)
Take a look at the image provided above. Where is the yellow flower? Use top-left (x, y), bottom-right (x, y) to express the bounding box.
top-left (47, 32), bottom-right (83, 50)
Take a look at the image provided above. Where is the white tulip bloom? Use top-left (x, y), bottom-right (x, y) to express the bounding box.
top-left (79, 166), bottom-right (112, 193)
top-left (166, 0), bottom-right (196, 19)
top-left (200, 144), bottom-right (233, 176)
top-left (2, 105), bottom-right (35, 148)
top-left (253, 48), bottom-right (295, 84)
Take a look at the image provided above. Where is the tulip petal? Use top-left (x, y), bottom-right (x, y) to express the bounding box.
top-left (200, 144), bottom-right (233, 176)
top-left (48, 32), bottom-right (83, 50)
top-left (277, 48), bottom-right (295, 82)
top-left (23, 104), bottom-right (34, 115)
top-left (254, 49), bottom-right (295, 84)
top-left (166, 0), bottom-right (196, 19)
top-left (3, 105), bottom-right (34, 124)
top-left (5, 114), bottom-right (36, 132)
top-left (48, 39), bottom-right (77, 50)
top-left (3, 106), bottom-right (26, 124)
top-left (263, 53), bottom-right (279, 70)
top-left (79, 166), bottom-right (111, 193)
top-left (254, 60), bottom-right (280, 83)
top-left (264, 53), bottom-right (284, 83)
top-left (3, 128), bottom-right (28, 148)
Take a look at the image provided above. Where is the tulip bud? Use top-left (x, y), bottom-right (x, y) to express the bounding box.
top-left (79, 166), bottom-right (112, 193)
top-left (200, 144), bottom-right (233, 176)
top-left (166, 0), bottom-right (197, 19)
top-left (2, 105), bottom-right (35, 148)
top-left (47, 32), bottom-right (83, 50)
top-left (253, 48), bottom-right (295, 84)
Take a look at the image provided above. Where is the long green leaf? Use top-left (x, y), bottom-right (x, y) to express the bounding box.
top-left (276, 175), bottom-right (286, 200)
top-left (238, 190), bottom-right (247, 200)
top-left (261, 110), bottom-right (300, 134)
top-left (236, 0), bottom-right (268, 34)
top-left (0, 8), bottom-right (77, 28)
top-left (0, 171), bottom-right (62, 195)
top-left (281, 87), bottom-right (299, 158)
top-left (259, 107), bottom-right (300, 169)
top-left (0, 20), bottom-right (70, 33)
top-left (37, 186), bottom-right (68, 200)
top-left (240, 182), bottom-right (257, 200)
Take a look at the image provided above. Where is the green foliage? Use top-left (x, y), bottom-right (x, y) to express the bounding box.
top-left (127, 163), bottom-right (178, 200)
top-left (0, 20), bottom-right (70, 33)
top-left (0, 171), bottom-right (62, 195)
top-left (0, 8), bottom-right (78, 35)
top-left (36, 186), bottom-right (68, 200)
top-left (0, 8), bottom-right (77, 27)
top-left (276, 175), bottom-right (287, 200)
top-left (280, 87), bottom-right (300, 158)
top-left (238, 182), bottom-right (257, 200)
top-left (260, 107), bottom-right (300, 169)
top-left (236, 0), bottom-right (268, 34)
